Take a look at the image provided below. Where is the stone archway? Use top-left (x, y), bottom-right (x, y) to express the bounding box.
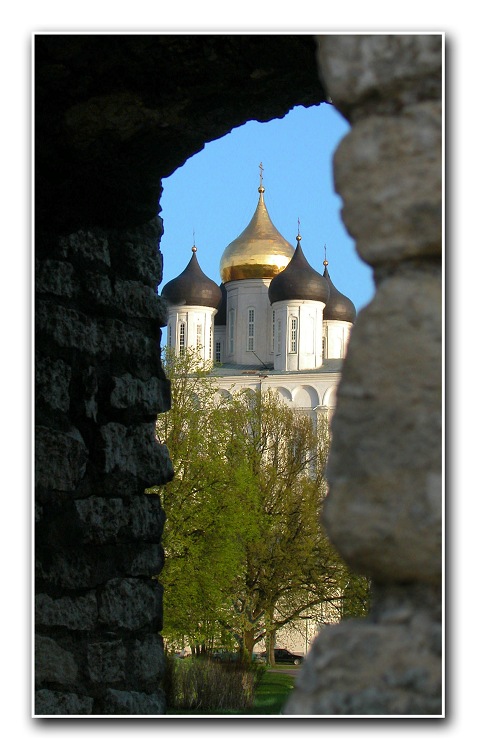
top-left (34, 34), bottom-right (442, 716)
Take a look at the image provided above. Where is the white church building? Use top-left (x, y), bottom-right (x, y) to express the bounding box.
top-left (160, 176), bottom-right (357, 654)
top-left (161, 176), bottom-right (356, 416)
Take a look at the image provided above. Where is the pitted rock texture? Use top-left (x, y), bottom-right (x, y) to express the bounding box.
top-left (296, 32), bottom-right (442, 716)
top-left (35, 34), bottom-right (327, 715)
top-left (285, 583), bottom-right (442, 715)
top-left (323, 268), bottom-right (442, 582)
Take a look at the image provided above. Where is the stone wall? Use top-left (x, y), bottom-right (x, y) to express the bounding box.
top-left (34, 34), bottom-right (327, 715)
top-left (285, 34), bottom-right (442, 716)
top-left (34, 33), bottom-right (442, 716)
top-left (35, 220), bottom-right (175, 714)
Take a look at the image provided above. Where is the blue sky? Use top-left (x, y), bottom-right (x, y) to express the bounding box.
top-left (158, 103), bottom-right (375, 313)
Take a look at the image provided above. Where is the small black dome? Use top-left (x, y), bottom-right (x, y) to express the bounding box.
top-left (161, 247), bottom-right (222, 309)
top-left (268, 237), bottom-right (329, 305)
top-left (322, 264), bottom-right (356, 323)
top-left (214, 284), bottom-right (227, 325)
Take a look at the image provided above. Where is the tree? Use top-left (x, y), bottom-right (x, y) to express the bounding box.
top-left (216, 387), bottom-right (346, 662)
top-left (150, 348), bottom-right (369, 659)
top-left (148, 347), bottom-right (246, 652)
top-left (339, 569), bottom-right (371, 619)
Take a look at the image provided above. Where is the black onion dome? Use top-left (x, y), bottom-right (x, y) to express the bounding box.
top-left (161, 246), bottom-right (222, 309)
top-left (268, 236), bottom-right (330, 305)
top-left (322, 263), bottom-right (356, 323)
top-left (214, 284), bottom-right (227, 325)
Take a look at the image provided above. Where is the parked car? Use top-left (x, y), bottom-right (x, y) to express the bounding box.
top-left (260, 648), bottom-right (304, 665)
top-left (212, 649), bottom-right (266, 664)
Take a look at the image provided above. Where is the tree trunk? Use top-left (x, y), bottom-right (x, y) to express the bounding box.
top-left (242, 628), bottom-right (255, 662)
top-left (265, 608), bottom-right (276, 666)
top-left (266, 630), bottom-right (276, 666)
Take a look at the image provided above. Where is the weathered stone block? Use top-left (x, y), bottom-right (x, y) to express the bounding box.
top-left (36, 259), bottom-right (77, 298)
top-left (35, 635), bottom-right (78, 685)
top-left (35, 689), bottom-right (94, 715)
top-left (35, 357), bottom-right (71, 412)
top-left (318, 34), bottom-right (442, 113)
top-left (98, 578), bottom-right (162, 630)
top-left (111, 278), bottom-right (167, 321)
top-left (35, 425), bottom-right (88, 491)
top-left (333, 102), bottom-right (442, 265)
top-left (78, 273), bottom-right (167, 324)
top-left (100, 421), bottom-right (174, 488)
top-left (73, 496), bottom-right (125, 543)
top-left (99, 318), bottom-right (163, 380)
top-left (36, 550), bottom-right (95, 589)
top-left (102, 688), bottom-right (166, 715)
top-left (131, 634), bottom-right (165, 682)
top-left (323, 270), bottom-right (441, 581)
top-left (36, 300), bottom-right (100, 354)
top-left (36, 301), bottom-right (162, 377)
top-left (128, 543), bottom-right (164, 576)
top-left (110, 373), bottom-right (171, 414)
top-left (59, 229), bottom-right (111, 269)
top-left (71, 495), bottom-right (166, 544)
top-left (36, 542), bottom-right (165, 588)
top-left (36, 591), bottom-right (98, 629)
top-left (87, 640), bottom-right (127, 683)
top-left (285, 611), bottom-right (442, 715)
top-left (112, 218), bottom-right (164, 285)
top-left (129, 495), bottom-right (167, 540)
top-left (81, 271), bottom-right (113, 308)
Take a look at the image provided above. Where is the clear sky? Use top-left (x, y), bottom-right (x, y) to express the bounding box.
top-left (158, 102), bottom-right (375, 313)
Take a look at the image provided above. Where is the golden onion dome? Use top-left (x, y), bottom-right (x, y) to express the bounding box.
top-left (219, 182), bottom-right (295, 283)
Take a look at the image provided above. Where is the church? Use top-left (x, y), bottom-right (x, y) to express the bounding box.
top-left (160, 172), bottom-right (356, 417)
top-left (160, 175), bottom-right (359, 654)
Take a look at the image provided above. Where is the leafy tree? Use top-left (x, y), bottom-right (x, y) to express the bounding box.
top-left (216, 388), bottom-right (346, 663)
top-left (150, 348), bottom-right (369, 660)
top-left (339, 569), bottom-right (371, 619)
top-left (148, 348), bottom-right (246, 652)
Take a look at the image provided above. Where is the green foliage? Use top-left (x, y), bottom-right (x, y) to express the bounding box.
top-left (340, 569), bottom-right (371, 619)
top-left (163, 654), bottom-right (256, 713)
top-left (150, 348), bottom-right (245, 649)
top-left (217, 387), bottom-right (342, 655)
top-left (151, 347), bottom-right (364, 656)
top-left (162, 654), bottom-right (293, 715)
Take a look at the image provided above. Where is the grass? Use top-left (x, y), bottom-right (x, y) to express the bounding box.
top-left (165, 665), bottom-right (297, 716)
top-left (245, 669), bottom-right (296, 715)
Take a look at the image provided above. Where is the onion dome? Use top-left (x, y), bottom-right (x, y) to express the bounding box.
top-left (322, 260), bottom-right (357, 323)
top-left (214, 284), bottom-right (227, 325)
top-left (219, 179), bottom-right (295, 283)
top-left (161, 245), bottom-right (222, 309)
top-left (268, 235), bottom-right (330, 305)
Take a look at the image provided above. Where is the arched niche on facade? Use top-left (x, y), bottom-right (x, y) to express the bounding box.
top-left (275, 386), bottom-right (293, 403)
top-left (292, 384), bottom-right (319, 409)
top-left (216, 388), bottom-right (232, 403)
top-left (322, 385), bottom-right (337, 408)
